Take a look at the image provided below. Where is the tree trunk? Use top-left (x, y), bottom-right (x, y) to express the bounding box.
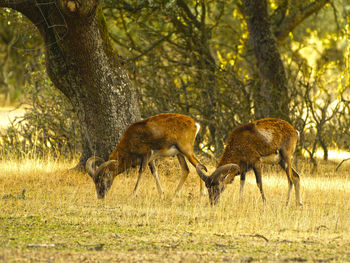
top-left (242, 0), bottom-right (290, 120)
top-left (322, 143), bottom-right (328, 161)
top-left (0, 1), bottom-right (140, 168)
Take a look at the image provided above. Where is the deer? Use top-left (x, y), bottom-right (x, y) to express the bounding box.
top-left (196, 118), bottom-right (302, 206)
top-left (86, 113), bottom-right (207, 199)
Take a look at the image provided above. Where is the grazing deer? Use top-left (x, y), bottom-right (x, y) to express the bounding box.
top-left (86, 113), bottom-right (207, 199)
top-left (196, 118), bottom-right (302, 206)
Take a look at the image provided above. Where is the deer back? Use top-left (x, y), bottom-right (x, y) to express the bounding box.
top-left (218, 118), bottom-right (298, 167)
top-left (109, 113), bottom-right (198, 160)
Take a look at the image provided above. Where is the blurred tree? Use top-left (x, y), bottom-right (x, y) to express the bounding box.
top-left (240, 0), bottom-right (329, 120)
top-left (241, 0), bottom-right (290, 120)
top-left (0, 1), bottom-right (140, 168)
top-left (0, 10), bottom-right (41, 104)
top-left (104, 0), bottom-right (334, 155)
top-left (106, 0), bottom-right (235, 154)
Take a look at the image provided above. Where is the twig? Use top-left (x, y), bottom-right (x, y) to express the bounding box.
top-left (28, 243), bottom-right (55, 248)
top-left (336, 157), bottom-right (350, 171)
top-left (253, 234), bottom-right (269, 242)
top-left (241, 233), bottom-right (269, 242)
top-left (127, 32), bottom-right (174, 61)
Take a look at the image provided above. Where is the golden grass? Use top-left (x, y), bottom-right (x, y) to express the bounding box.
top-left (1, 157), bottom-right (350, 262)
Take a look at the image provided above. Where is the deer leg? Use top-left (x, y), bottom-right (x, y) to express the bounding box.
top-left (133, 154), bottom-right (150, 196)
top-left (239, 172), bottom-right (246, 202)
top-left (199, 176), bottom-right (206, 196)
top-left (286, 177), bottom-right (293, 206)
top-left (148, 160), bottom-right (164, 196)
top-left (176, 144), bottom-right (207, 172)
top-left (173, 154), bottom-right (190, 197)
top-left (253, 164), bottom-right (266, 203)
top-left (279, 159), bottom-right (294, 206)
top-left (175, 144), bottom-right (207, 195)
top-left (292, 168), bottom-right (303, 206)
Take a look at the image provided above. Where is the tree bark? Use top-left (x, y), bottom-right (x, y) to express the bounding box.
top-left (242, 0), bottom-right (290, 120)
top-left (0, 0), bottom-right (141, 168)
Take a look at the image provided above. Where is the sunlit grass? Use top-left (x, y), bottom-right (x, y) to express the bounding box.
top-left (1, 156), bottom-right (350, 262)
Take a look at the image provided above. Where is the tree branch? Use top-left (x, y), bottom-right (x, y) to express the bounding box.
top-left (272, 0), bottom-right (330, 43)
top-left (176, 0), bottom-right (201, 29)
top-left (109, 0), bottom-right (149, 13)
top-left (336, 157), bottom-right (350, 171)
top-left (127, 32), bottom-right (174, 61)
top-left (329, 1), bottom-right (340, 32)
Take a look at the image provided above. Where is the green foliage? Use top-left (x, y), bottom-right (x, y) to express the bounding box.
top-left (1, 1), bottom-right (350, 164)
top-left (0, 9), bottom-right (42, 104)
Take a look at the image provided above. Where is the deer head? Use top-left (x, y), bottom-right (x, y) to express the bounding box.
top-left (86, 156), bottom-right (118, 199)
top-left (196, 163), bottom-right (240, 205)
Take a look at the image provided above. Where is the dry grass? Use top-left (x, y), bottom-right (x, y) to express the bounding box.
top-left (1, 156), bottom-right (350, 262)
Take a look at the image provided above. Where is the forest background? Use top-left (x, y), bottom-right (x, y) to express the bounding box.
top-left (0, 0), bottom-right (349, 166)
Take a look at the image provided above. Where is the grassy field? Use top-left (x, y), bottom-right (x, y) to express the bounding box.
top-left (0, 156), bottom-right (350, 262)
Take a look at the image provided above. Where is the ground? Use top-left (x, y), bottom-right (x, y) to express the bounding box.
top-left (0, 156), bottom-right (350, 262)
top-left (0, 106), bottom-right (350, 262)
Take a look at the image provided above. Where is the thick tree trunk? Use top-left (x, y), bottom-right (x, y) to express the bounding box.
top-left (242, 0), bottom-right (290, 120)
top-left (0, 1), bottom-right (140, 168)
